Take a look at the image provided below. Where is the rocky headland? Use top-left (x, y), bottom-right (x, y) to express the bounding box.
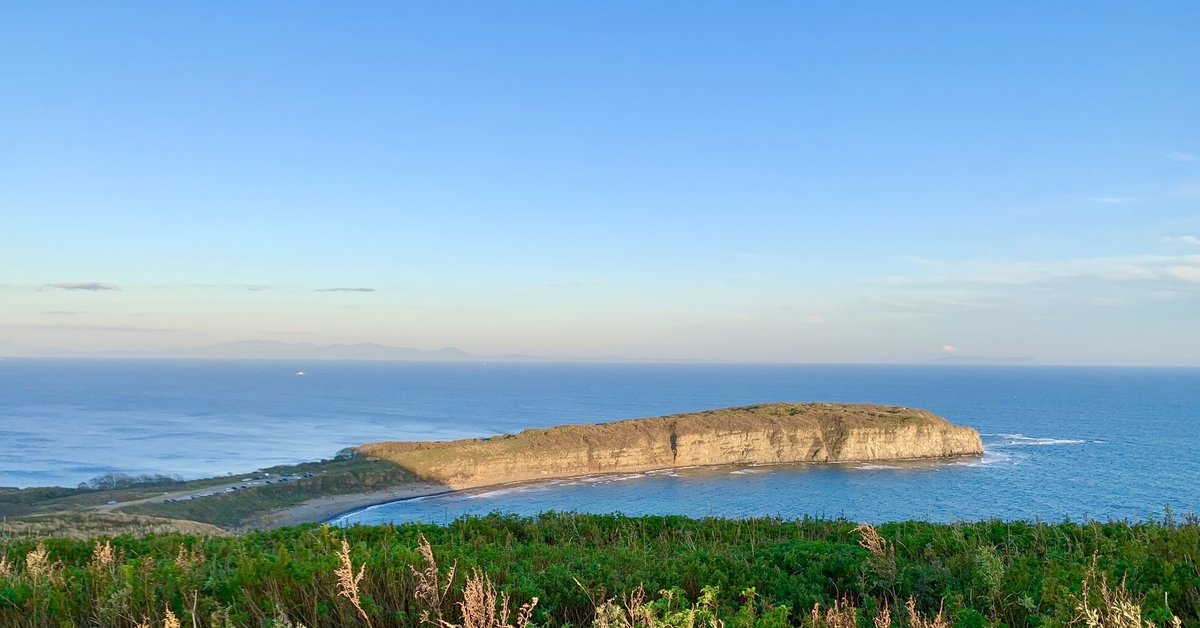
top-left (359, 402), bottom-right (983, 489)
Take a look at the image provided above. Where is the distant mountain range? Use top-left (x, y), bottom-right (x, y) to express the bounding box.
top-left (0, 339), bottom-right (625, 362)
top-left (0, 339), bottom-right (1040, 364)
top-left (176, 340), bottom-right (550, 361)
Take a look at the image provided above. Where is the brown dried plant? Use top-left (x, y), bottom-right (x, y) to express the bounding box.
top-left (335, 538), bottom-right (373, 627)
top-left (905, 597), bottom-right (949, 628)
top-left (593, 584), bottom-right (721, 628)
top-left (0, 553), bottom-right (11, 578)
top-left (175, 544), bottom-right (206, 570)
top-left (853, 524), bottom-right (897, 582)
top-left (873, 605), bottom-right (891, 628)
top-left (455, 569), bottom-right (538, 628)
top-left (25, 542), bottom-right (58, 585)
top-left (810, 598), bottom-right (859, 628)
top-left (273, 607), bottom-right (310, 628)
top-left (593, 584), bottom-right (654, 628)
top-left (93, 539), bottom-right (115, 569)
top-left (163, 607), bottom-right (182, 628)
top-left (412, 534), bottom-right (458, 626)
top-left (853, 524), bottom-right (893, 561)
top-left (1076, 560), bottom-right (1181, 628)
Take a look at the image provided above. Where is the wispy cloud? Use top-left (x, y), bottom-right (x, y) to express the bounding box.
top-left (1087, 197), bottom-right (1134, 204)
top-left (1169, 151), bottom-right (1198, 162)
top-left (48, 282), bottom-right (118, 291)
top-left (1164, 235), bottom-right (1200, 246)
top-left (4, 324), bottom-right (174, 332)
top-left (316, 287), bottom-right (375, 292)
top-left (1167, 266), bottom-right (1200, 283)
top-left (942, 345), bottom-right (961, 354)
top-left (858, 254), bottom-right (1200, 316)
top-left (245, 285), bottom-right (271, 291)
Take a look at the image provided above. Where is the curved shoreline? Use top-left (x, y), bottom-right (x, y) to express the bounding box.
top-left (302, 452), bottom-right (985, 527)
top-left (262, 482), bottom-right (451, 528)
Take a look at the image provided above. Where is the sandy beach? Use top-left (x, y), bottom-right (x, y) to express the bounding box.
top-left (262, 482), bottom-right (452, 528)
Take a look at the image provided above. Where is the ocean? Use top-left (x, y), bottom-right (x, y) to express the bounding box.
top-left (2, 359), bottom-right (1197, 524)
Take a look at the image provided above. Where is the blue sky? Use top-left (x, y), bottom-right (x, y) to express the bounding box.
top-left (2, 2), bottom-right (1199, 363)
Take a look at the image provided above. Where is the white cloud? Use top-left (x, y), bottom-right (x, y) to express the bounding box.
top-left (1169, 151), bottom-right (1198, 162)
top-left (942, 345), bottom-right (960, 354)
top-left (1088, 197), bottom-right (1134, 204)
top-left (1166, 266), bottom-right (1200, 283)
top-left (1164, 235), bottom-right (1200, 246)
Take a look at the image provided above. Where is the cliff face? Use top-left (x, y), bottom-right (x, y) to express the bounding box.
top-left (359, 403), bottom-right (983, 489)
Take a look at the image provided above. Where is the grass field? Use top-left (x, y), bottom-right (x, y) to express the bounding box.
top-left (1, 512), bottom-right (1196, 628)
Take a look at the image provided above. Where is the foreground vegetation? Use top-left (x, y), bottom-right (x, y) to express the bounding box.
top-left (1, 512), bottom-right (1196, 628)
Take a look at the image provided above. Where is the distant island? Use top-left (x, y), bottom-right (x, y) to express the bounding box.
top-left (359, 403), bottom-right (983, 489)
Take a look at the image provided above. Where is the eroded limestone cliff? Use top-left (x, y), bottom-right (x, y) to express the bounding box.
top-left (358, 403), bottom-right (983, 489)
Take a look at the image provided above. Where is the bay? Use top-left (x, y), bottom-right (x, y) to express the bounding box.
top-left (1, 359), bottom-right (1196, 523)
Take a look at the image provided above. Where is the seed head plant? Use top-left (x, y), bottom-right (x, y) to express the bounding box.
top-left (1075, 558), bottom-right (1182, 628)
top-left (810, 599), bottom-right (858, 628)
top-left (873, 605), bottom-right (891, 628)
top-left (455, 568), bottom-right (538, 628)
top-left (853, 523), bottom-right (897, 587)
top-left (905, 597), bottom-right (949, 628)
top-left (91, 539), bottom-right (116, 573)
top-left (336, 538), bottom-right (373, 627)
top-left (25, 542), bottom-right (56, 585)
top-left (412, 534), bottom-right (458, 626)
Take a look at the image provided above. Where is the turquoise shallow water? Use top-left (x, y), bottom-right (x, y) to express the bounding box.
top-left (1, 360), bottom-right (1197, 522)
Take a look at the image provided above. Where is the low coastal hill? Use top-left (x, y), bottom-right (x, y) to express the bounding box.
top-left (360, 403), bottom-right (983, 489)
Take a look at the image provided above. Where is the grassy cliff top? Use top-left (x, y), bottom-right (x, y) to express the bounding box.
top-left (360, 402), bottom-right (955, 459)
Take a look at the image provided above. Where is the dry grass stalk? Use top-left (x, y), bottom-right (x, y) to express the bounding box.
top-left (335, 538), bottom-right (373, 627)
top-left (593, 584), bottom-right (654, 628)
top-left (273, 607), bottom-right (310, 628)
top-left (905, 598), bottom-right (949, 628)
top-left (853, 524), bottom-right (893, 561)
top-left (454, 569), bottom-right (538, 628)
top-left (854, 524), bottom-right (897, 583)
top-left (810, 599), bottom-right (858, 628)
top-left (412, 535), bottom-right (458, 626)
top-left (25, 542), bottom-right (56, 584)
top-left (1076, 562), bottom-right (1181, 628)
top-left (175, 544), bottom-right (206, 570)
top-left (594, 586), bottom-right (643, 628)
top-left (163, 607), bottom-right (182, 628)
top-left (873, 605), bottom-right (891, 628)
top-left (92, 539), bottom-right (115, 569)
top-left (0, 553), bottom-right (11, 578)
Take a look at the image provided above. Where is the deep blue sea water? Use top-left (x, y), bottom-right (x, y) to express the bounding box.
top-left (1, 359), bottom-right (1197, 524)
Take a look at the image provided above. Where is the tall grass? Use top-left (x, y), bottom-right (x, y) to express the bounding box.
top-left (0, 513), bottom-right (1196, 628)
